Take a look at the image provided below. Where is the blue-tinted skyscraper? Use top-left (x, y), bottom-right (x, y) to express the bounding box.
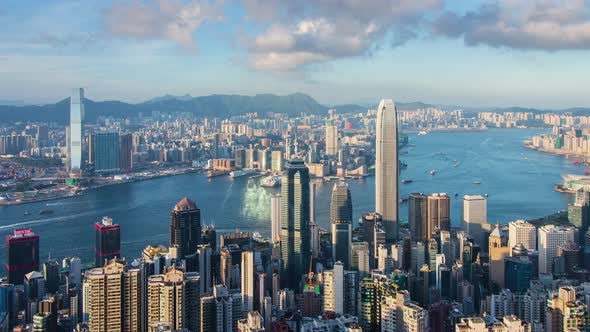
top-left (92, 131), bottom-right (120, 175)
top-left (331, 180), bottom-right (352, 269)
top-left (68, 88), bottom-right (84, 175)
top-left (0, 284), bottom-right (15, 330)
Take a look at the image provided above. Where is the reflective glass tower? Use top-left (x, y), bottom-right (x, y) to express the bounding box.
top-left (331, 180), bottom-right (352, 269)
top-left (69, 88), bottom-right (84, 174)
top-left (375, 99), bottom-right (398, 241)
top-left (170, 197), bottom-right (201, 259)
top-left (280, 159), bottom-right (310, 290)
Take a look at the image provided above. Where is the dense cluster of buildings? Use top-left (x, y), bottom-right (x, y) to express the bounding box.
top-left (5, 93), bottom-right (590, 332)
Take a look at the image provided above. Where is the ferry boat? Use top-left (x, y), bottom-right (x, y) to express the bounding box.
top-left (230, 169), bottom-right (258, 178)
top-left (261, 176), bottom-right (281, 188)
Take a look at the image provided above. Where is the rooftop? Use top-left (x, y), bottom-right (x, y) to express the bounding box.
top-left (174, 197), bottom-right (197, 211)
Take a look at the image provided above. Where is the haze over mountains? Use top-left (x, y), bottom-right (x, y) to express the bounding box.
top-left (0, 93), bottom-right (589, 124)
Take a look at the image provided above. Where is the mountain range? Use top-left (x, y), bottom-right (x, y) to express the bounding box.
top-left (1, 93), bottom-right (589, 124)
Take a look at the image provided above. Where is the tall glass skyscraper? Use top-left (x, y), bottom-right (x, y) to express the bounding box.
top-left (94, 216), bottom-right (121, 267)
top-left (375, 99), bottom-right (398, 241)
top-left (6, 228), bottom-right (39, 285)
top-left (331, 180), bottom-right (352, 269)
top-left (68, 88), bottom-right (84, 175)
top-left (170, 197), bottom-right (201, 259)
top-left (92, 131), bottom-right (120, 175)
top-left (280, 159), bottom-right (310, 290)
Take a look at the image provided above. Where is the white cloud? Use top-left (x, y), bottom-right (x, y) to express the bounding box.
top-left (103, 0), bottom-right (222, 48)
top-left (434, 0), bottom-right (590, 50)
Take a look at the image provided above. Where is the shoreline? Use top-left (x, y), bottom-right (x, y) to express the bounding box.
top-left (524, 143), bottom-right (590, 161)
top-left (0, 167), bottom-right (200, 207)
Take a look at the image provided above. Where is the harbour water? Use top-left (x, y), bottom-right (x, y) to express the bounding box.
top-left (0, 128), bottom-right (581, 269)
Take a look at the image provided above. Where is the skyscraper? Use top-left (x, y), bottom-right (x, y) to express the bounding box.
top-left (147, 267), bottom-right (200, 331)
top-left (271, 195), bottom-right (281, 244)
top-left (92, 131), bottom-right (120, 175)
top-left (375, 99), bottom-right (398, 241)
top-left (170, 197), bottom-right (201, 259)
top-left (241, 251), bottom-right (255, 313)
top-left (69, 88), bottom-right (84, 174)
top-left (508, 220), bottom-right (536, 251)
top-left (462, 195), bottom-right (487, 246)
top-left (95, 216), bottom-right (121, 268)
top-left (331, 180), bottom-right (352, 269)
top-left (408, 193), bottom-right (428, 241)
top-left (538, 225), bottom-right (575, 275)
top-left (6, 228), bottom-right (39, 285)
top-left (280, 159), bottom-right (310, 290)
top-left (83, 259), bottom-right (141, 332)
top-left (325, 119), bottom-right (339, 156)
top-left (119, 132), bottom-right (133, 172)
top-left (427, 193), bottom-right (451, 240)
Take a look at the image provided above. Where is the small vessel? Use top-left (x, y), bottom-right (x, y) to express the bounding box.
top-left (39, 210), bottom-right (54, 215)
top-left (484, 193), bottom-right (489, 197)
top-left (454, 193), bottom-right (458, 197)
top-left (418, 130), bottom-right (428, 136)
top-left (230, 169), bottom-right (257, 178)
top-left (402, 179), bottom-right (413, 184)
top-left (261, 176), bottom-right (281, 188)
top-left (24, 211), bottom-right (31, 216)
top-left (430, 169), bottom-right (436, 176)
top-left (399, 197), bottom-right (408, 203)
top-left (473, 181), bottom-right (481, 185)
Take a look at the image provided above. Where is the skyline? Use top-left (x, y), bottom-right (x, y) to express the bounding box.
top-left (2, 0), bottom-right (590, 108)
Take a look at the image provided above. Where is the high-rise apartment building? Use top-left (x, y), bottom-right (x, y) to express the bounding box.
top-left (83, 259), bottom-right (141, 332)
top-left (462, 195), bottom-right (487, 246)
top-left (270, 195), bottom-right (281, 244)
top-left (331, 180), bottom-right (353, 269)
top-left (375, 99), bottom-right (399, 241)
top-left (147, 267), bottom-right (200, 331)
top-left (201, 285), bottom-right (242, 332)
top-left (271, 150), bottom-right (283, 172)
top-left (280, 159), bottom-right (310, 290)
top-left (538, 225), bottom-right (575, 275)
top-left (508, 220), bottom-right (536, 252)
top-left (325, 120), bottom-right (339, 156)
top-left (7, 228), bottom-right (39, 285)
top-left (68, 88), bottom-right (84, 174)
top-left (241, 251), bottom-right (255, 313)
top-left (95, 216), bottom-right (121, 268)
top-left (323, 262), bottom-right (344, 314)
top-left (170, 197), bottom-right (201, 259)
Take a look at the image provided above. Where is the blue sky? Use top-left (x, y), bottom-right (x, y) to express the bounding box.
top-left (1, 0), bottom-right (590, 109)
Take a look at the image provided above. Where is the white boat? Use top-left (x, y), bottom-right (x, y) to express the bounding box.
top-left (430, 169), bottom-right (436, 176)
top-left (418, 130), bottom-right (428, 136)
top-left (230, 169), bottom-right (258, 178)
top-left (261, 176), bottom-right (281, 188)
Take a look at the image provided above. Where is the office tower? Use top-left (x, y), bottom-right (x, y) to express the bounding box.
top-left (462, 195), bottom-right (486, 246)
top-left (331, 180), bottom-right (353, 268)
top-left (63, 256), bottom-right (82, 290)
top-left (302, 282), bottom-right (322, 317)
top-left (343, 270), bottom-right (359, 316)
top-left (538, 225), bottom-right (575, 275)
top-left (194, 245), bottom-right (212, 294)
top-left (7, 228), bottom-right (39, 285)
top-left (202, 225), bottom-right (217, 249)
top-left (271, 150), bottom-right (283, 172)
top-left (323, 262), bottom-right (344, 314)
top-left (391, 243), bottom-right (404, 270)
top-left (439, 231), bottom-right (453, 264)
top-left (403, 302), bottom-right (429, 332)
top-left (351, 242), bottom-right (370, 271)
top-left (310, 182), bottom-right (316, 224)
top-left (94, 216), bottom-right (121, 267)
top-left (92, 131), bottom-right (120, 175)
top-left (280, 159), bottom-right (310, 290)
top-left (201, 285), bottom-right (240, 332)
top-left (0, 284), bottom-right (16, 331)
top-left (489, 225), bottom-right (510, 289)
top-left (325, 119), bottom-right (339, 156)
top-left (170, 197), bottom-right (201, 259)
top-left (378, 244), bottom-right (391, 273)
top-left (310, 184), bottom-right (320, 258)
top-left (42, 260), bottom-right (59, 294)
top-left (119, 132), bottom-right (133, 172)
top-left (83, 259), bottom-right (142, 332)
top-left (219, 248), bottom-right (232, 288)
top-left (568, 187), bottom-right (590, 234)
top-left (375, 99), bottom-right (399, 241)
top-left (508, 220), bottom-right (537, 252)
top-left (374, 226), bottom-right (387, 267)
top-left (271, 195), bottom-right (281, 244)
top-left (556, 240), bottom-right (580, 276)
top-left (258, 149), bottom-right (270, 170)
top-left (546, 287), bottom-right (587, 332)
top-left (235, 148), bottom-right (245, 169)
top-left (409, 193), bottom-right (428, 241)
top-left (263, 296), bottom-right (272, 331)
top-left (69, 88), bottom-right (84, 174)
top-left (237, 311), bottom-right (264, 332)
top-left (147, 267), bottom-right (200, 331)
top-left (241, 251), bottom-right (255, 313)
top-left (24, 271), bottom-right (45, 323)
top-left (504, 253), bottom-right (533, 293)
top-left (427, 193), bottom-right (450, 239)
